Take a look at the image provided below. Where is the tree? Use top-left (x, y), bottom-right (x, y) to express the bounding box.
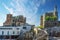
top-left (50, 16), bottom-right (57, 21)
top-left (45, 16), bottom-right (57, 21)
top-left (37, 25), bottom-right (44, 29)
top-left (53, 16), bottom-right (57, 20)
top-left (45, 16), bottom-right (50, 21)
top-left (50, 16), bottom-right (54, 21)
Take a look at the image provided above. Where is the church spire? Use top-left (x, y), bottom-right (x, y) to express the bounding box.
top-left (53, 4), bottom-right (58, 21)
top-left (54, 5), bottom-right (57, 12)
top-left (54, 0), bottom-right (57, 12)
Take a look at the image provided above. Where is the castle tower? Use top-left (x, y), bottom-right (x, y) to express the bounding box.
top-left (7, 14), bottom-right (12, 22)
top-left (53, 5), bottom-right (58, 20)
top-left (40, 15), bottom-right (43, 26)
top-left (40, 14), bottom-right (45, 28)
top-left (3, 14), bottom-right (12, 26)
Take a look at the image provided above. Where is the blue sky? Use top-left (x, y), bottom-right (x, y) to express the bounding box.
top-left (0, 0), bottom-right (60, 26)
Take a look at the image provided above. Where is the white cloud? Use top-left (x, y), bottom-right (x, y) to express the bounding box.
top-left (2, 0), bottom-right (46, 26)
top-left (3, 3), bottom-right (14, 14)
top-left (0, 13), bottom-right (6, 26)
top-left (42, 0), bottom-right (46, 4)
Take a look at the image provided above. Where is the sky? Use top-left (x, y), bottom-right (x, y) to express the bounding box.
top-left (0, 0), bottom-right (60, 26)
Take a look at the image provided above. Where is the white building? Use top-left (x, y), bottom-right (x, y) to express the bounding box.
top-left (0, 23), bottom-right (34, 40)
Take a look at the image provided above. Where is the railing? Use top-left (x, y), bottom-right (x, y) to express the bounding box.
top-left (0, 39), bottom-right (16, 40)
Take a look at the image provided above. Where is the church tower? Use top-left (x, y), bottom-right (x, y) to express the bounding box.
top-left (53, 5), bottom-right (58, 20)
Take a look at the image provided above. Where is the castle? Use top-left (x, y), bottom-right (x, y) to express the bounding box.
top-left (3, 14), bottom-right (26, 26)
top-left (0, 14), bottom-right (34, 40)
top-left (40, 5), bottom-right (60, 28)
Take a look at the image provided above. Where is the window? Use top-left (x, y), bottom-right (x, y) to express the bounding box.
top-left (23, 27), bottom-right (26, 29)
top-left (12, 23), bottom-right (15, 26)
top-left (13, 31), bottom-right (15, 34)
top-left (13, 20), bottom-right (15, 22)
top-left (7, 31), bottom-right (9, 35)
top-left (2, 31), bottom-right (4, 35)
top-left (17, 28), bottom-right (19, 30)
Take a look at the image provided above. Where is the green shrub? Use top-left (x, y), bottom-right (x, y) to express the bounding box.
top-left (45, 16), bottom-right (50, 21)
top-left (45, 16), bottom-right (57, 21)
top-left (37, 25), bottom-right (44, 29)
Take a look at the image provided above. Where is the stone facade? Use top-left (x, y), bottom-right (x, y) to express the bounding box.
top-left (46, 27), bottom-right (60, 37)
top-left (40, 5), bottom-right (60, 28)
top-left (3, 14), bottom-right (26, 26)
